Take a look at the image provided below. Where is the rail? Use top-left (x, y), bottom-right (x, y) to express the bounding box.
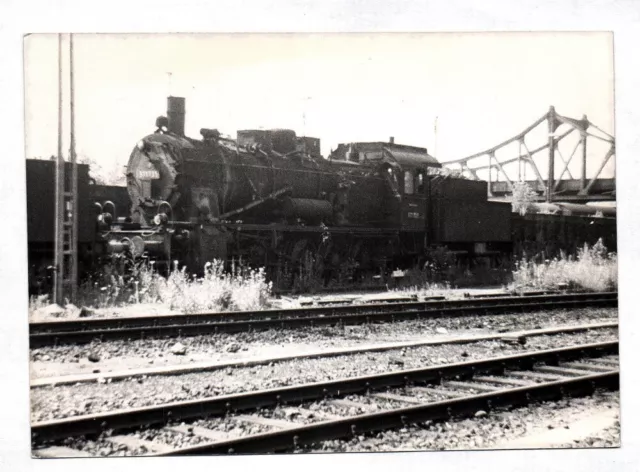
top-left (31, 341), bottom-right (619, 455)
top-left (29, 292), bottom-right (618, 347)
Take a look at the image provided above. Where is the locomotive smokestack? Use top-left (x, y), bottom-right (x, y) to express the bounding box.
top-left (389, 136), bottom-right (394, 144)
top-left (167, 96), bottom-right (185, 136)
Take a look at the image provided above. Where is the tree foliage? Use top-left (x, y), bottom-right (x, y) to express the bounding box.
top-left (511, 180), bottom-right (537, 215)
top-left (79, 155), bottom-right (127, 186)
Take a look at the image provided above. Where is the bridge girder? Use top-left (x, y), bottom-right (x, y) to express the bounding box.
top-left (443, 106), bottom-right (615, 203)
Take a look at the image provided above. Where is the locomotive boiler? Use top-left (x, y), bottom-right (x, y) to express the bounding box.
top-left (98, 96), bottom-right (514, 282)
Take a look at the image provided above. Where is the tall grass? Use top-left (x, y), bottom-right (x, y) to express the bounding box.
top-left (511, 239), bottom-right (617, 292)
top-left (160, 260), bottom-right (272, 312)
top-left (29, 294), bottom-right (50, 313)
top-left (74, 259), bottom-right (272, 313)
top-left (291, 251), bottom-right (324, 294)
top-left (392, 279), bottom-right (458, 299)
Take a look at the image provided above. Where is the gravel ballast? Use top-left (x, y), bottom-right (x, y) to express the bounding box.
top-left (30, 328), bottom-right (618, 422)
top-left (35, 389), bottom-right (619, 456)
top-left (30, 307), bottom-right (617, 379)
top-left (27, 288), bottom-right (526, 323)
top-left (306, 390), bottom-right (620, 453)
top-left (564, 425), bottom-right (621, 448)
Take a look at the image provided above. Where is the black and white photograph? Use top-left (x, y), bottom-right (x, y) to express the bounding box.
top-left (20, 30), bottom-right (622, 458)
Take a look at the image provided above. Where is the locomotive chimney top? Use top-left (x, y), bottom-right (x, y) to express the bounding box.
top-left (167, 96), bottom-right (186, 136)
top-left (389, 136), bottom-right (395, 144)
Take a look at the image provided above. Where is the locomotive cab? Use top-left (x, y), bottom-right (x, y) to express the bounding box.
top-left (399, 167), bottom-right (429, 230)
top-left (377, 142), bottom-right (440, 231)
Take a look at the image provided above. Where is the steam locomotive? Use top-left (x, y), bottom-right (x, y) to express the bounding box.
top-left (99, 97), bottom-right (519, 278)
top-left (26, 96), bottom-right (616, 292)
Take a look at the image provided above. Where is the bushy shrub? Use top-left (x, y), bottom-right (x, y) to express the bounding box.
top-left (511, 238), bottom-right (617, 292)
top-left (76, 259), bottom-right (272, 313)
top-left (159, 260), bottom-right (272, 312)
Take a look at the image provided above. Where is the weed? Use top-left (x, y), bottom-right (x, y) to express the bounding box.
top-left (74, 258), bottom-right (272, 313)
top-left (510, 238), bottom-right (617, 292)
top-left (292, 250), bottom-right (324, 294)
top-left (29, 294), bottom-right (50, 312)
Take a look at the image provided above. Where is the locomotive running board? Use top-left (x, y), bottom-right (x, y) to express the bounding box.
top-left (218, 186), bottom-right (292, 220)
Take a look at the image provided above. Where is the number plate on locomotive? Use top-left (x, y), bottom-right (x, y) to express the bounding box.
top-left (137, 170), bottom-right (160, 180)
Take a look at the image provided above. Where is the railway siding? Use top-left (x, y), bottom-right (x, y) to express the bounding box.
top-left (31, 342), bottom-right (619, 456)
top-left (29, 292), bottom-right (617, 347)
top-left (31, 321), bottom-right (617, 388)
top-left (30, 329), bottom-right (618, 423)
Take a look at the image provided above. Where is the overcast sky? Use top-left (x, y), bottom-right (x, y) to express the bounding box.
top-left (24, 32), bottom-right (614, 180)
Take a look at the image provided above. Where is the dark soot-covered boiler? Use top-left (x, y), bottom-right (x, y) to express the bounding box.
top-left (102, 96), bottom-right (609, 282)
top-left (104, 97), bottom-right (514, 276)
top-left (118, 97), bottom-right (415, 273)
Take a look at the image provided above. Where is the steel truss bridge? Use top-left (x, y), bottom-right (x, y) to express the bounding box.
top-left (442, 106), bottom-right (615, 203)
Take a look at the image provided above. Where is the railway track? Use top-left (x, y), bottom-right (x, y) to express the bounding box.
top-left (31, 320), bottom-right (618, 387)
top-left (29, 292), bottom-right (617, 347)
top-left (32, 341), bottom-right (619, 456)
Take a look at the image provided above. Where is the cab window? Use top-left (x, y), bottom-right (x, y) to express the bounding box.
top-left (404, 170), bottom-right (414, 195)
top-left (387, 167), bottom-right (400, 187)
top-left (415, 172), bottom-right (425, 194)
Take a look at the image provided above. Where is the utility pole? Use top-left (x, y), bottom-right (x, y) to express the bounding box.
top-left (69, 33), bottom-right (78, 302)
top-left (53, 33), bottom-right (78, 304)
top-left (53, 34), bottom-right (64, 305)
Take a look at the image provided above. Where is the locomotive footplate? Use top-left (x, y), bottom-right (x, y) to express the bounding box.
top-left (206, 222), bottom-right (401, 236)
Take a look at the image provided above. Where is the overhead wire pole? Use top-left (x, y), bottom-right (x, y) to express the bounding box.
top-left (53, 34), bottom-right (64, 305)
top-left (69, 33), bottom-right (78, 302)
top-left (53, 33), bottom-right (79, 304)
